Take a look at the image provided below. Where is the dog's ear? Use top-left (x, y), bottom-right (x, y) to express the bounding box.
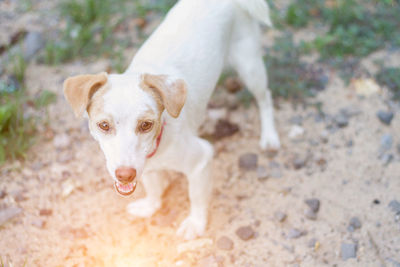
top-left (141, 74), bottom-right (187, 118)
top-left (63, 72), bottom-right (108, 118)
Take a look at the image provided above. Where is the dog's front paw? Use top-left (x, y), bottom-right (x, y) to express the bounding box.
top-left (260, 130), bottom-right (281, 151)
top-left (177, 215), bottom-right (206, 240)
top-left (126, 198), bottom-right (161, 218)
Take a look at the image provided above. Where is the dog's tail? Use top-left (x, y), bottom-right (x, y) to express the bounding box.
top-left (233, 0), bottom-right (273, 27)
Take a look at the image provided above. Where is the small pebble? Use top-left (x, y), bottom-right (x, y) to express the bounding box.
top-left (270, 168), bottom-right (282, 178)
top-left (288, 125), bottom-right (305, 139)
top-left (235, 226), bottom-right (255, 241)
top-left (389, 200), bottom-right (400, 214)
top-left (373, 199), bottom-right (380, 205)
top-left (320, 130), bottom-right (329, 143)
top-left (289, 115), bottom-right (303, 125)
top-left (308, 238), bottom-right (318, 248)
top-left (380, 134), bottom-right (393, 152)
top-left (346, 140), bottom-right (353, 147)
top-left (287, 228), bottom-right (306, 239)
top-left (213, 119), bottom-right (239, 140)
top-left (347, 217), bottom-right (362, 232)
top-left (341, 243), bottom-right (357, 260)
top-left (31, 218), bottom-right (46, 228)
top-left (305, 198), bottom-right (320, 213)
top-left (381, 153), bottom-right (393, 166)
top-left (293, 156), bottom-right (307, 169)
top-left (256, 166), bottom-right (269, 180)
top-left (304, 209), bottom-right (317, 220)
top-left (376, 110), bottom-right (394, 125)
top-left (274, 211), bottom-right (287, 222)
top-left (238, 153), bottom-right (258, 170)
top-left (334, 113), bottom-right (349, 128)
top-left (216, 236), bottom-right (234, 250)
top-left (39, 209), bottom-right (53, 216)
top-left (224, 77), bottom-right (242, 93)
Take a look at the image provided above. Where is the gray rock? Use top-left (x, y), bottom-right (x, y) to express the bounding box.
top-left (341, 243), bottom-right (357, 260)
top-left (380, 134), bottom-right (393, 152)
top-left (397, 144), bottom-right (400, 154)
top-left (287, 228), bottom-right (306, 239)
top-left (23, 32), bottom-right (45, 60)
top-left (238, 153), bottom-right (258, 170)
top-left (389, 200), bottom-right (400, 214)
top-left (377, 110), bottom-right (394, 125)
top-left (304, 209), bottom-right (317, 220)
top-left (293, 156), bottom-right (307, 169)
top-left (235, 226), bottom-right (255, 241)
top-left (346, 140), bottom-right (353, 147)
top-left (270, 168), bottom-right (282, 178)
top-left (0, 206), bottom-right (22, 225)
top-left (305, 198), bottom-right (320, 213)
top-left (347, 217), bottom-right (362, 232)
top-left (216, 236), bottom-right (234, 250)
top-left (334, 113), bottom-right (349, 128)
top-left (274, 211), bottom-right (287, 222)
top-left (289, 115), bottom-right (303, 125)
top-left (381, 153), bottom-right (394, 166)
top-left (320, 130), bottom-right (329, 143)
top-left (340, 107), bottom-right (361, 117)
top-left (256, 166), bottom-right (268, 180)
top-left (308, 238), bottom-right (318, 248)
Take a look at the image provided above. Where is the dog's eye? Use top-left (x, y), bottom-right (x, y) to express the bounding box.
top-left (98, 121), bottom-right (110, 132)
top-left (139, 121), bottom-right (153, 133)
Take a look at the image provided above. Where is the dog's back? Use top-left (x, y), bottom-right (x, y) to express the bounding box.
top-left (127, 0), bottom-right (273, 131)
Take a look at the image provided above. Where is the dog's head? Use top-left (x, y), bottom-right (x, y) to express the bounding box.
top-left (63, 72), bottom-right (187, 196)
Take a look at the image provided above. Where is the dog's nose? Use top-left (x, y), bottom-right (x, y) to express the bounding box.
top-left (115, 167), bottom-right (136, 184)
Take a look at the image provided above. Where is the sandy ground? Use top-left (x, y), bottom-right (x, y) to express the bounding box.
top-left (1, 1), bottom-right (400, 267)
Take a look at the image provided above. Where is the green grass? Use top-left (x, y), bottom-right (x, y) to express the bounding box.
top-left (376, 67), bottom-right (400, 100)
top-left (265, 34), bottom-right (327, 101)
top-left (0, 51), bottom-right (56, 164)
top-left (284, 0), bottom-right (400, 59)
top-left (44, 0), bottom-right (176, 66)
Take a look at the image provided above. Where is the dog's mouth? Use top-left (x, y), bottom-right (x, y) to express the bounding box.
top-left (114, 181), bottom-right (137, 196)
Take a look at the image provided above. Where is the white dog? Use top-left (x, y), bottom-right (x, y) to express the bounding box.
top-left (63, 0), bottom-right (280, 240)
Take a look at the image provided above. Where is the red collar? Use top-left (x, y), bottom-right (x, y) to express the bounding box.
top-left (146, 122), bottom-right (165, 158)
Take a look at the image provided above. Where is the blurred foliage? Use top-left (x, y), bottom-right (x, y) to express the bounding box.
top-left (0, 50), bottom-right (56, 164)
top-left (45, 0), bottom-right (177, 65)
top-left (284, 0), bottom-right (400, 59)
top-left (265, 34), bottom-right (327, 101)
top-left (376, 67), bottom-right (400, 100)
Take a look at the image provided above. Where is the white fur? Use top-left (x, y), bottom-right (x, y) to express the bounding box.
top-left (92, 0), bottom-right (280, 239)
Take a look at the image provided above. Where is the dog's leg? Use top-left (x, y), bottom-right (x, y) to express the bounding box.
top-left (126, 170), bottom-right (169, 218)
top-left (176, 137), bottom-right (213, 240)
top-left (229, 29), bottom-right (280, 150)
